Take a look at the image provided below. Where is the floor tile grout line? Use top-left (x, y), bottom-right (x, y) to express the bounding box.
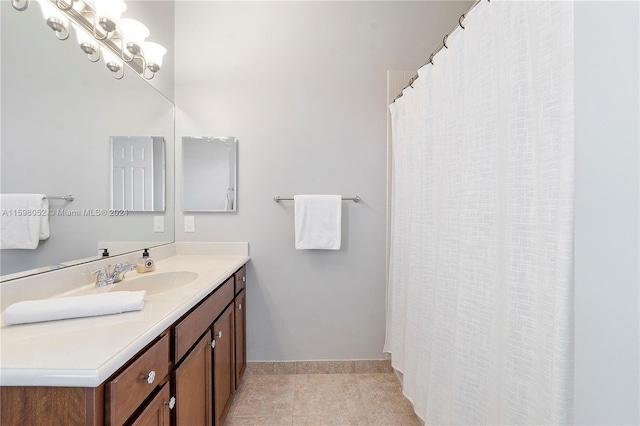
top-left (290, 373), bottom-right (297, 418)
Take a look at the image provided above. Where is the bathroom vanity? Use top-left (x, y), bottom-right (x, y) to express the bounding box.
top-left (0, 243), bottom-right (249, 426)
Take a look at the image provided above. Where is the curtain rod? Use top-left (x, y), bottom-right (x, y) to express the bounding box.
top-left (392, 0), bottom-right (486, 103)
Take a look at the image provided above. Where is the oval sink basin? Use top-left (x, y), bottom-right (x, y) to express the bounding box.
top-left (111, 271), bottom-right (199, 295)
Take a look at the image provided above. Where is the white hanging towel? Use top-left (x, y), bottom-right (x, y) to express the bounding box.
top-left (0, 194), bottom-right (50, 249)
top-left (2, 291), bottom-right (146, 325)
top-left (294, 194), bottom-right (342, 250)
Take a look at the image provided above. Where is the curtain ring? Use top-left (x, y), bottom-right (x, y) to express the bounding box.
top-left (459, 14), bottom-right (465, 29)
top-left (429, 53), bottom-right (435, 65)
top-left (443, 34), bottom-right (448, 49)
top-left (408, 76), bottom-right (415, 88)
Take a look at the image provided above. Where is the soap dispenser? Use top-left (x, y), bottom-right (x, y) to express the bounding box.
top-left (137, 248), bottom-right (155, 273)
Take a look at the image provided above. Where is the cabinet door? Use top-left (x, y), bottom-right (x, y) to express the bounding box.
top-left (131, 383), bottom-right (172, 426)
top-left (212, 304), bottom-right (235, 426)
top-left (235, 289), bottom-right (246, 388)
top-left (173, 331), bottom-right (212, 426)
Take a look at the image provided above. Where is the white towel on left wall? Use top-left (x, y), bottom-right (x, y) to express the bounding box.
top-left (0, 194), bottom-right (50, 249)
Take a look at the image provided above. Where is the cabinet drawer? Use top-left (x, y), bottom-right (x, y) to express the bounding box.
top-left (106, 333), bottom-right (170, 426)
top-left (234, 265), bottom-right (246, 295)
top-left (174, 277), bottom-right (234, 362)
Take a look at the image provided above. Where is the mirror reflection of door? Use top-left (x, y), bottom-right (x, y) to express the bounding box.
top-left (182, 137), bottom-right (237, 212)
top-left (110, 136), bottom-right (165, 212)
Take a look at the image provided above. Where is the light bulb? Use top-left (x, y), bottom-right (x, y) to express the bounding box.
top-left (94, 0), bottom-right (126, 33)
top-left (119, 18), bottom-right (149, 56)
top-left (142, 42), bottom-right (166, 72)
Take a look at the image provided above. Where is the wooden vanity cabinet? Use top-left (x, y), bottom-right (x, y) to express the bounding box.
top-left (0, 386), bottom-right (104, 425)
top-left (0, 264), bottom-right (248, 426)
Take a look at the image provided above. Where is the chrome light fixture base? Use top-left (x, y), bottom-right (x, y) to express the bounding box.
top-left (79, 42), bottom-right (100, 62)
top-left (11, 0), bottom-right (29, 12)
top-left (147, 62), bottom-right (160, 74)
top-left (46, 17), bottom-right (70, 40)
top-left (98, 17), bottom-right (116, 34)
top-left (126, 42), bottom-right (141, 56)
top-left (106, 61), bottom-right (124, 80)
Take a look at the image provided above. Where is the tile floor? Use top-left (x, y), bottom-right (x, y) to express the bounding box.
top-left (225, 364), bottom-right (421, 426)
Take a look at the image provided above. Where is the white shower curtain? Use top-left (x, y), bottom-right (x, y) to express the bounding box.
top-left (385, 1), bottom-right (574, 424)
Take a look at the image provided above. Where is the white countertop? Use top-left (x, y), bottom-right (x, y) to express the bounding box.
top-left (0, 251), bottom-right (249, 387)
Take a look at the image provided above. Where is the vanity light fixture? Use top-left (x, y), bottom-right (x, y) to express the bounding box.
top-left (11, 0), bottom-right (166, 80)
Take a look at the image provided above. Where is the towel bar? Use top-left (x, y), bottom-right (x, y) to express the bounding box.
top-left (273, 195), bottom-right (361, 203)
top-left (46, 195), bottom-right (74, 202)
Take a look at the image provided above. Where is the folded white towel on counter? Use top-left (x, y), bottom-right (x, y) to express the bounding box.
top-left (294, 194), bottom-right (342, 250)
top-left (0, 194), bottom-right (50, 249)
top-left (2, 291), bottom-right (146, 325)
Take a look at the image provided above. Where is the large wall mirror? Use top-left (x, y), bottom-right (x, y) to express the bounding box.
top-left (0, 3), bottom-right (175, 279)
top-left (183, 137), bottom-right (237, 212)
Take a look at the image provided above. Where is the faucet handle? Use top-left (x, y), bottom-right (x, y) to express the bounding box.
top-left (91, 267), bottom-right (113, 287)
top-left (91, 267), bottom-right (107, 277)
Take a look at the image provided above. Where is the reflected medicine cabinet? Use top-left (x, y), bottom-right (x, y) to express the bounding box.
top-left (110, 136), bottom-right (166, 212)
top-left (182, 136), bottom-right (237, 212)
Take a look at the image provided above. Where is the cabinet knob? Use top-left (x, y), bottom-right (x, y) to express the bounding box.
top-left (164, 397), bottom-right (176, 410)
top-left (242, 276), bottom-right (246, 283)
top-left (210, 340), bottom-right (216, 349)
top-left (217, 331), bottom-right (223, 339)
top-left (238, 303), bottom-right (242, 310)
top-left (140, 370), bottom-right (156, 384)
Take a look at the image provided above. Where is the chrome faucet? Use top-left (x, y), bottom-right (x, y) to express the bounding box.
top-left (91, 267), bottom-right (114, 287)
top-left (110, 263), bottom-right (137, 283)
top-left (91, 263), bottom-right (136, 287)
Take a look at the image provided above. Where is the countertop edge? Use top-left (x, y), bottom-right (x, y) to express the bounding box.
top-left (0, 255), bottom-right (250, 387)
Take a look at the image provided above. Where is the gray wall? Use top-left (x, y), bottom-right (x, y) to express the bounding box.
top-left (0, 2), bottom-right (175, 276)
top-left (574, 2), bottom-right (640, 424)
top-left (174, 1), bottom-right (472, 361)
